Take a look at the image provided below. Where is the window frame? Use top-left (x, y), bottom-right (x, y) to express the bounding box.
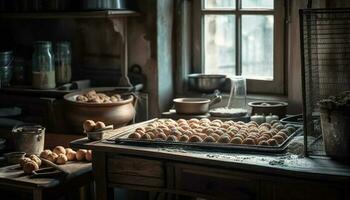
top-left (192, 0), bottom-right (286, 94)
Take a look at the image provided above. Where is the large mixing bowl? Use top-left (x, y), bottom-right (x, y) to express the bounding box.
top-left (188, 74), bottom-right (226, 93)
top-left (63, 87), bottom-right (136, 133)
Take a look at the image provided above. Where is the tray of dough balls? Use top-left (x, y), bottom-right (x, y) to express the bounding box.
top-left (114, 118), bottom-right (302, 153)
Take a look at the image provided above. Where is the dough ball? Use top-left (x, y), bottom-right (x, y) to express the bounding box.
top-left (29, 154), bottom-right (42, 167)
top-left (188, 135), bottom-right (203, 143)
top-left (179, 135), bottom-right (190, 142)
top-left (85, 150), bottom-right (92, 161)
top-left (95, 121), bottom-right (106, 130)
top-left (258, 140), bottom-right (269, 146)
top-left (217, 135), bottom-right (231, 143)
top-left (65, 148), bottom-right (74, 154)
top-left (231, 137), bottom-right (243, 144)
top-left (76, 95), bottom-right (88, 102)
top-left (203, 136), bottom-right (216, 143)
top-left (19, 157), bottom-right (32, 168)
top-left (156, 132), bottom-right (167, 140)
top-left (209, 133), bottom-right (220, 140)
top-left (47, 153), bottom-right (58, 163)
top-left (167, 135), bottom-right (178, 142)
top-left (83, 120), bottom-right (96, 132)
top-left (272, 135), bottom-right (285, 144)
top-left (76, 149), bottom-right (87, 161)
top-left (243, 138), bottom-right (256, 145)
top-left (66, 150), bottom-right (76, 161)
top-left (56, 154), bottom-right (68, 165)
top-left (40, 149), bottom-right (52, 159)
top-left (53, 146), bottom-right (66, 155)
top-left (277, 132), bottom-right (288, 140)
top-left (128, 132), bottom-right (141, 139)
top-left (140, 133), bottom-right (152, 140)
top-left (23, 161), bottom-right (39, 174)
top-left (267, 139), bottom-right (278, 146)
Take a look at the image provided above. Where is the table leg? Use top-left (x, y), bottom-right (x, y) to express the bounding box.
top-left (93, 151), bottom-right (113, 200)
top-left (33, 189), bottom-right (43, 200)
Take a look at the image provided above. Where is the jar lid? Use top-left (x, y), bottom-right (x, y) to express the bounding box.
top-left (34, 41), bottom-right (52, 48)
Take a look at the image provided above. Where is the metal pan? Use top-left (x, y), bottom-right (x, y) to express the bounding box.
top-left (113, 124), bottom-right (303, 154)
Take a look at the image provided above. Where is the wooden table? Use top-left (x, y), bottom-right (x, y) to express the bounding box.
top-left (71, 131), bottom-right (350, 200)
top-left (0, 162), bottom-right (92, 200)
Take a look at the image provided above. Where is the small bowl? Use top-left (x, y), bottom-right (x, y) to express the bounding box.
top-left (86, 125), bottom-right (113, 141)
top-left (4, 152), bottom-right (26, 165)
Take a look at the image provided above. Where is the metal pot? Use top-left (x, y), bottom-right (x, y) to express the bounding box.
top-left (173, 94), bottom-right (222, 115)
top-left (12, 124), bottom-right (45, 155)
top-left (63, 87), bottom-right (136, 133)
top-left (81, 0), bottom-right (129, 10)
top-left (188, 74), bottom-right (227, 93)
top-left (248, 101), bottom-right (288, 119)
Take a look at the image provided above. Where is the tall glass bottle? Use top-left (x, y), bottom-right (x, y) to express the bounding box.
top-left (55, 41), bottom-right (71, 85)
top-left (32, 41), bottom-right (56, 89)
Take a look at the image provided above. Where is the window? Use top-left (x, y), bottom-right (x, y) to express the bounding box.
top-left (192, 0), bottom-right (286, 94)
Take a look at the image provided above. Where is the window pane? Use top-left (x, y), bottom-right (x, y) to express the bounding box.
top-left (204, 15), bottom-right (236, 75)
top-left (241, 0), bottom-right (274, 9)
top-left (204, 0), bottom-right (235, 10)
top-left (242, 15), bottom-right (274, 80)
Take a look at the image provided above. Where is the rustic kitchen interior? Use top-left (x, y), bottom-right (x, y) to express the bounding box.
top-left (0, 0), bottom-right (350, 199)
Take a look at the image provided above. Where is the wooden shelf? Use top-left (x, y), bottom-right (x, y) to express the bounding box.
top-left (0, 10), bottom-right (139, 19)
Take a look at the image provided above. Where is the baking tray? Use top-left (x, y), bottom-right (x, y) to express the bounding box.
top-left (112, 121), bottom-right (303, 154)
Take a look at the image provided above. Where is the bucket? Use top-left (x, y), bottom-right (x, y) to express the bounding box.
top-left (12, 124), bottom-right (45, 155)
top-left (320, 107), bottom-right (350, 159)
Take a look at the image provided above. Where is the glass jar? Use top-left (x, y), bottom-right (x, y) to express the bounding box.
top-left (55, 41), bottom-right (72, 85)
top-left (32, 41), bottom-right (56, 89)
top-left (227, 75), bottom-right (247, 109)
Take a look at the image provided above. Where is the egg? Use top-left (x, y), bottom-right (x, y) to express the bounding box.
top-left (231, 137), bottom-right (243, 144)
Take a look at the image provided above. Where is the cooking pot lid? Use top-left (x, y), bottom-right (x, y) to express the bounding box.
top-left (12, 124), bottom-right (45, 134)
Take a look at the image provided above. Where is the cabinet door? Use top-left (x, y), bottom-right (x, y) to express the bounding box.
top-left (175, 164), bottom-right (259, 200)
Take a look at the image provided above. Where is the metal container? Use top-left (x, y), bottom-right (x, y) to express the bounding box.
top-left (173, 95), bottom-right (222, 115)
top-left (63, 87), bottom-right (136, 133)
top-left (81, 0), bottom-right (129, 10)
top-left (188, 74), bottom-right (226, 93)
top-left (0, 51), bottom-right (14, 87)
top-left (320, 107), bottom-right (350, 159)
top-left (12, 124), bottom-right (45, 155)
top-left (248, 101), bottom-right (288, 119)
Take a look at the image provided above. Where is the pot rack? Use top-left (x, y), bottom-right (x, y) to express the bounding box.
top-left (0, 10), bottom-right (140, 88)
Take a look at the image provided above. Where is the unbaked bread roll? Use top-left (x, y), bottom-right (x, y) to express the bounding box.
top-left (29, 154), bottom-right (42, 167)
top-left (40, 149), bottom-right (52, 159)
top-left (19, 157), bottom-right (32, 168)
top-left (66, 150), bottom-right (76, 161)
top-left (53, 146), bottom-right (66, 155)
top-left (56, 154), bottom-right (68, 165)
top-left (85, 150), bottom-right (92, 161)
top-left (83, 120), bottom-right (96, 132)
top-left (95, 121), bottom-right (105, 130)
top-left (76, 149), bottom-right (87, 161)
top-left (47, 152), bottom-right (58, 163)
top-left (23, 161), bottom-right (39, 174)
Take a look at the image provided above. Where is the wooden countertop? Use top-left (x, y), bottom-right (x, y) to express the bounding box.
top-left (0, 162), bottom-right (92, 188)
top-left (71, 136), bottom-right (350, 183)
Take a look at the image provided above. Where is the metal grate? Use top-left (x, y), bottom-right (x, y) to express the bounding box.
top-left (300, 8), bottom-right (350, 156)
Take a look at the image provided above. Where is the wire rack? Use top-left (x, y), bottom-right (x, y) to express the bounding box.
top-left (300, 8), bottom-right (350, 156)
